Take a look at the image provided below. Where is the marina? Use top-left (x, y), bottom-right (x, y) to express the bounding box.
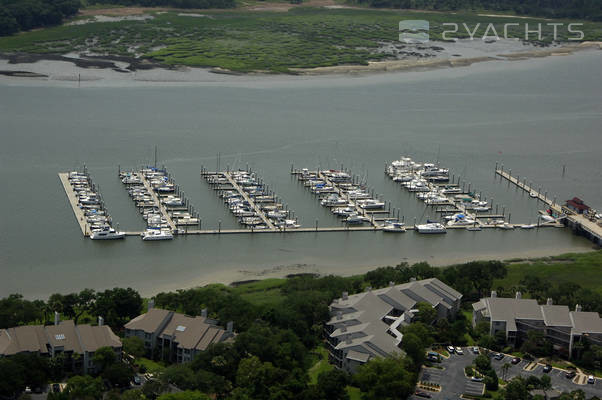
top-left (58, 169), bottom-right (124, 239)
top-left (292, 167), bottom-right (396, 228)
top-left (201, 167), bottom-right (300, 231)
top-left (120, 166), bottom-right (201, 240)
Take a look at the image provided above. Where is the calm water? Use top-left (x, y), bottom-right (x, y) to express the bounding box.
top-left (1, 52), bottom-right (601, 299)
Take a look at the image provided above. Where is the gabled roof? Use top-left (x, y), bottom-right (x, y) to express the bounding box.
top-left (0, 325), bottom-right (49, 355)
top-left (46, 320), bottom-right (82, 353)
top-left (124, 308), bottom-right (172, 333)
top-left (541, 305), bottom-right (572, 327)
top-left (77, 324), bottom-right (122, 352)
top-left (0, 321), bottom-right (121, 357)
top-left (570, 311), bottom-right (602, 334)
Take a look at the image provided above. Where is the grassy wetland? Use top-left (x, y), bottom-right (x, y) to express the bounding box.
top-left (0, 6), bottom-right (601, 73)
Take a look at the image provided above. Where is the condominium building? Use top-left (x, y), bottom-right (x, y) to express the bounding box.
top-left (472, 292), bottom-right (602, 358)
top-left (325, 278), bottom-right (462, 373)
top-left (124, 303), bottom-right (234, 363)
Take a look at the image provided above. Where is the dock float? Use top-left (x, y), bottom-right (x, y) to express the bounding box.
top-left (59, 172), bottom-right (90, 236)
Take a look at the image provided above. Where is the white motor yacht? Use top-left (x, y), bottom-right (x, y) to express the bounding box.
top-left (163, 197), bottom-right (184, 206)
top-left (345, 213), bottom-right (368, 224)
top-left (90, 227), bottom-right (125, 240)
top-left (141, 229), bottom-right (174, 241)
top-left (357, 199), bottom-right (385, 209)
top-left (321, 194), bottom-right (347, 207)
top-left (520, 224), bottom-right (536, 229)
top-left (415, 223), bottom-right (447, 234)
top-left (383, 222), bottom-right (406, 232)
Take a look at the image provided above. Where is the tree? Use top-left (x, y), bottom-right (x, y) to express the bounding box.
top-left (539, 374), bottom-right (552, 398)
top-left (0, 358), bottom-right (26, 398)
top-left (474, 354), bottom-right (491, 373)
top-left (502, 376), bottom-right (531, 400)
top-left (64, 375), bottom-right (103, 400)
top-left (501, 362), bottom-right (511, 381)
top-left (401, 333), bottom-right (425, 367)
top-left (92, 346), bottom-right (116, 372)
top-left (124, 336), bottom-right (146, 358)
top-left (157, 392), bottom-right (211, 400)
top-left (161, 365), bottom-right (197, 390)
top-left (235, 356), bottom-right (285, 399)
top-left (413, 302), bottom-right (437, 325)
top-left (316, 369), bottom-right (349, 400)
top-left (94, 287), bottom-right (142, 328)
top-left (0, 8), bottom-right (19, 35)
top-left (353, 355), bottom-right (415, 400)
top-left (103, 363), bottom-right (135, 388)
top-left (121, 390), bottom-right (147, 400)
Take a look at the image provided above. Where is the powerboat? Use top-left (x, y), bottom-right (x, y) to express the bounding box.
top-left (90, 227), bottom-right (125, 240)
top-left (163, 197), bottom-right (184, 206)
top-left (345, 213), bottom-right (369, 224)
top-left (332, 207), bottom-right (356, 217)
top-left (416, 223), bottom-right (447, 234)
top-left (141, 229), bottom-right (173, 241)
top-left (520, 224), bottom-right (536, 229)
top-left (321, 194), bottom-right (347, 207)
top-left (357, 199), bottom-right (385, 209)
top-left (383, 222), bottom-right (406, 232)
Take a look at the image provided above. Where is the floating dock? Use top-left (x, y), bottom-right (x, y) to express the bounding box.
top-left (58, 172), bottom-right (90, 236)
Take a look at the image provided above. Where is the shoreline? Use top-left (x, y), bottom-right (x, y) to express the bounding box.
top-left (133, 244), bottom-right (596, 298)
top-left (1, 41), bottom-right (600, 83)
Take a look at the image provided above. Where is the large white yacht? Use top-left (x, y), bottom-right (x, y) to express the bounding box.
top-left (90, 227), bottom-right (125, 240)
top-left (415, 223), bottom-right (447, 234)
top-left (141, 229), bottom-right (174, 241)
top-left (357, 199), bottom-right (385, 209)
top-left (383, 222), bottom-right (406, 232)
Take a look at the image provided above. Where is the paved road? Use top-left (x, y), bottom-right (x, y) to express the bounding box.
top-left (411, 348), bottom-right (602, 400)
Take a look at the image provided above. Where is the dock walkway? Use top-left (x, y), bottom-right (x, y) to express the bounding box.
top-left (139, 172), bottom-right (177, 232)
top-left (223, 171), bottom-right (277, 231)
top-left (496, 168), bottom-right (602, 244)
top-left (58, 172), bottom-right (90, 237)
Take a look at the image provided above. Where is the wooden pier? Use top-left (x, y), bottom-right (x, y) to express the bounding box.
top-left (223, 171), bottom-right (277, 231)
top-left (58, 173), bottom-right (90, 237)
top-left (139, 172), bottom-right (177, 232)
top-left (496, 168), bottom-right (602, 244)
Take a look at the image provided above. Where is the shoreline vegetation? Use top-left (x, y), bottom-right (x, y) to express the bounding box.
top-left (1, 5), bottom-right (601, 75)
top-left (2, 250), bottom-right (601, 398)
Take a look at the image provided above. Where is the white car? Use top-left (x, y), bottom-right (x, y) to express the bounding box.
top-left (447, 345), bottom-right (455, 354)
top-left (588, 375), bottom-right (595, 384)
top-left (456, 347), bottom-right (464, 355)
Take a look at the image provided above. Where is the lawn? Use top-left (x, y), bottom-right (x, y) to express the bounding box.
top-left (230, 278), bottom-right (286, 307)
top-left (0, 7), bottom-right (600, 72)
top-left (136, 357), bottom-right (166, 374)
top-left (494, 251), bottom-right (602, 295)
top-left (307, 345), bottom-right (333, 384)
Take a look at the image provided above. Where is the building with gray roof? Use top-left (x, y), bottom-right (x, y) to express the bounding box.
top-left (124, 303), bottom-right (234, 363)
top-left (473, 292), bottom-right (602, 358)
top-left (326, 278), bottom-right (462, 373)
top-left (0, 313), bottom-right (121, 374)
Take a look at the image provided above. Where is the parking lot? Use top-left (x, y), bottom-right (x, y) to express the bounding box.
top-left (411, 348), bottom-right (602, 400)
top-left (491, 354), bottom-right (602, 398)
top-left (411, 347), bottom-right (482, 400)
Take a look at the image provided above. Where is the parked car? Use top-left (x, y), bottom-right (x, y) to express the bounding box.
top-left (447, 345), bottom-right (455, 354)
top-left (25, 387), bottom-right (32, 394)
top-left (588, 375), bottom-right (595, 384)
top-left (471, 376), bottom-right (484, 382)
top-left (494, 353), bottom-right (504, 360)
top-left (566, 370), bottom-right (577, 379)
top-left (52, 384), bottom-right (61, 393)
top-left (132, 375), bottom-right (141, 385)
top-left (543, 364), bottom-right (552, 373)
top-left (511, 357), bottom-right (521, 365)
top-left (414, 390), bottom-right (432, 398)
top-left (472, 346), bottom-right (479, 354)
top-left (456, 347), bottom-right (464, 355)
